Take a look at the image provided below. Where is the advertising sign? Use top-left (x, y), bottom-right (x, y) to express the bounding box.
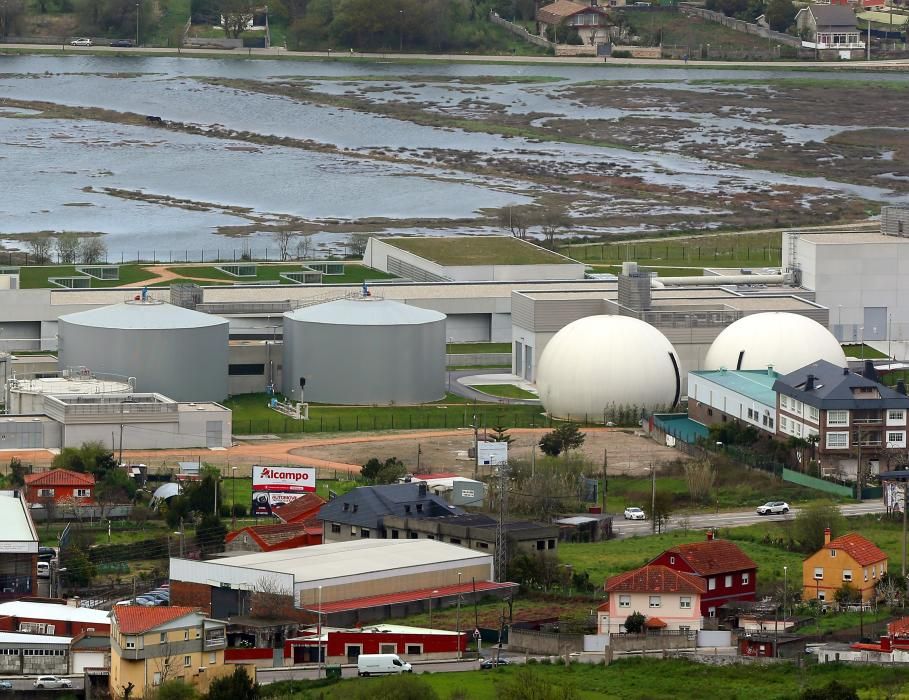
top-left (251, 466), bottom-right (316, 516)
top-left (477, 441), bottom-right (508, 466)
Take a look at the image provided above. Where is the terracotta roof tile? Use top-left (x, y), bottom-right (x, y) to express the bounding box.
top-left (827, 533), bottom-right (887, 566)
top-left (226, 522), bottom-right (319, 547)
top-left (645, 617), bottom-right (667, 628)
top-left (24, 469), bottom-right (95, 487)
top-left (889, 617), bottom-right (909, 638)
top-left (606, 565), bottom-right (707, 595)
top-left (663, 540), bottom-right (756, 576)
top-left (112, 606), bottom-right (200, 634)
top-left (537, 0), bottom-right (607, 23)
top-left (273, 493), bottom-right (326, 524)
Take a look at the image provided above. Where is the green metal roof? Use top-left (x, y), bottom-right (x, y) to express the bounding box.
top-left (691, 369), bottom-right (778, 406)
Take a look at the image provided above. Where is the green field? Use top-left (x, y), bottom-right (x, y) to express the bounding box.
top-left (587, 265), bottom-right (706, 277)
top-left (472, 384), bottom-right (538, 400)
top-left (384, 236), bottom-right (571, 266)
top-left (447, 343), bottom-right (512, 354)
top-left (164, 263), bottom-right (396, 285)
top-left (260, 658), bottom-right (909, 700)
top-left (561, 231), bottom-right (782, 268)
top-left (842, 344), bottom-right (889, 359)
top-left (224, 393), bottom-right (552, 435)
top-left (18, 264), bottom-right (158, 289)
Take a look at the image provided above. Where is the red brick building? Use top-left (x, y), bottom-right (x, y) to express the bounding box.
top-left (225, 522), bottom-right (322, 553)
top-left (648, 532), bottom-right (757, 618)
top-left (0, 600), bottom-right (110, 636)
top-left (24, 469), bottom-right (95, 504)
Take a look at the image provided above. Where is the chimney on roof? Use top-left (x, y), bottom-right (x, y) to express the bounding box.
top-left (418, 482), bottom-right (427, 497)
top-left (805, 374), bottom-right (815, 392)
top-left (767, 364), bottom-right (774, 377)
top-left (844, 367), bottom-right (850, 375)
top-left (824, 527), bottom-right (831, 545)
top-left (864, 360), bottom-right (878, 381)
top-left (706, 530), bottom-right (714, 541)
top-left (898, 380), bottom-right (907, 396)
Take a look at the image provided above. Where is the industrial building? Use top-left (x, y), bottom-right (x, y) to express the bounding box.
top-left (170, 539), bottom-right (516, 626)
top-left (282, 295), bottom-right (446, 405)
top-left (0, 631), bottom-right (71, 676)
top-left (58, 299), bottom-right (229, 402)
top-left (0, 491), bottom-right (39, 601)
top-left (3, 369), bottom-right (134, 415)
top-left (0, 600), bottom-right (111, 637)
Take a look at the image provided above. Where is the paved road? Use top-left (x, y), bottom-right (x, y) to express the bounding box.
top-left (0, 676), bottom-right (84, 692)
top-left (613, 500), bottom-right (887, 538)
top-left (258, 659), bottom-right (479, 683)
top-left (3, 43), bottom-right (909, 69)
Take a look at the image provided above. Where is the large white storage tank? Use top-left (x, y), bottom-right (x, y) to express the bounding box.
top-left (536, 315), bottom-right (681, 422)
top-left (704, 312), bottom-right (847, 375)
top-left (58, 300), bottom-right (229, 402)
top-left (5, 370), bottom-right (134, 415)
top-left (282, 296), bottom-right (446, 405)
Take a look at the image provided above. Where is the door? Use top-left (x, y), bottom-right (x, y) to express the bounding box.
top-left (863, 307), bottom-right (887, 341)
top-left (206, 421), bottom-right (223, 448)
top-left (514, 342), bottom-right (523, 376)
top-left (524, 345), bottom-right (534, 381)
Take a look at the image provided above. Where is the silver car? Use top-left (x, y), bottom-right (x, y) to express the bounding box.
top-left (756, 501), bottom-right (790, 515)
top-left (34, 676), bottom-right (72, 689)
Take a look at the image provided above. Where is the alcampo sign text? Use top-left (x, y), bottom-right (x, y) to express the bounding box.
top-left (252, 466), bottom-right (316, 493)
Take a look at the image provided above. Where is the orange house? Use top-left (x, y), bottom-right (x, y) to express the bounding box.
top-left (24, 469), bottom-right (95, 505)
top-left (802, 528), bottom-right (888, 604)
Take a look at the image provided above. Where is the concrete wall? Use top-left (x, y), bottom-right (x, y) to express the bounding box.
top-left (58, 405), bottom-right (231, 449)
top-left (228, 341), bottom-right (281, 396)
top-left (509, 629), bottom-right (584, 655)
top-left (0, 416), bottom-right (62, 449)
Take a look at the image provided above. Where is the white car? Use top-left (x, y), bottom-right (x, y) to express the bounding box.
top-left (70, 38), bottom-right (93, 46)
top-left (34, 676), bottom-right (72, 689)
top-left (624, 506), bottom-right (646, 520)
top-left (756, 501), bottom-right (790, 515)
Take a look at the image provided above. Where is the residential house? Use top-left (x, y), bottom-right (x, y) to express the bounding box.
top-left (687, 367), bottom-right (779, 437)
top-left (381, 513), bottom-right (559, 559)
top-left (649, 532), bottom-right (757, 618)
top-left (109, 606), bottom-right (235, 699)
top-left (0, 490), bottom-right (39, 599)
top-left (317, 483), bottom-right (463, 543)
top-left (24, 468), bottom-right (95, 505)
top-left (225, 522), bottom-right (322, 553)
top-left (71, 630), bottom-right (112, 673)
top-left (536, 0), bottom-right (611, 45)
top-left (601, 564), bottom-right (705, 634)
top-left (802, 527), bottom-right (887, 604)
top-left (795, 4), bottom-right (864, 55)
top-left (774, 360), bottom-right (909, 478)
top-left (272, 493), bottom-right (326, 525)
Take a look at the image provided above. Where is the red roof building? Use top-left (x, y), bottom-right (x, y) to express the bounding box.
top-left (272, 493), bottom-right (326, 525)
top-left (601, 565), bottom-right (705, 634)
top-left (649, 532), bottom-right (757, 618)
top-left (225, 522), bottom-right (322, 553)
top-left (111, 606), bottom-right (200, 635)
top-left (24, 469), bottom-right (95, 505)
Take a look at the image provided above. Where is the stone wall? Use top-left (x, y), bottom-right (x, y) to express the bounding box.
top-left (23, 652), bottom-right (69, 676)
top-left (555, 44), bottom-right (598, 56)
top-left (611, 46), bottom-right (662, 58)
top-left (680, 5), bottom-right (802, 48)
top-left (508, 628), bottom-right (584, 655)
top-left (488, 12), bottom-right (554, 50)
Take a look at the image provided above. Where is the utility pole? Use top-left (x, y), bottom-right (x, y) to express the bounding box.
top-left (495, 463), bottom-right (510, 582)
top-left (179, 517), bottom-right (185, 557)
top-left (902, 480), bottom-right (908, 577)
top-left (472, 414), bottom-right (479, 480)
top-left (602, 449), bottom-right (608, 514)
top-left (119, 423), bottom-right (124, 466)
top-left (867, 18), bottom-right (871, 62)
top-left (650, 463), bottom-right (656, 534)
top-left (456, 571), bottom-right (462, 661)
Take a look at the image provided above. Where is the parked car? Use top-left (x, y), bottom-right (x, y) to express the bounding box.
top-left (623, 506), bottom-right (646, 520)
top-left (34, 676), bottom-right (72, 689)
top-left (480, 656), bottom-right (511, 669)
top-left (37, 546), bottom-right (57, 561)
top-left (37, 561), bottom-right (50, 579)
top-left (0, 680), bottom-right (11, 690)
top-left (70, 38), bottom-right (93, 46)
top-left (134, 596), bottom-right (157, 607)
top-left (756, 501), bottom-right (790, 515)
top-left (109, 39), bottom-right (134, 47)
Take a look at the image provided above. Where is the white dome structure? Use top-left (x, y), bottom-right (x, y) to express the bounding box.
top-left (704, 312), bottom-right (847, 375)
top-left (536, 316), bottom-right (681, 422)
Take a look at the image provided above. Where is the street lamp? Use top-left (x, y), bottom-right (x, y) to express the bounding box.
top-left (456, 572), bottom-right (462, 661)
top-left (429, 589), bottom-right (439, 631)
top-left (399, 10), bottom-right (404, 53)
top-left (783, 566), bottom-right (788, 621)
top-left (135, 1), bottom-right (140, 47)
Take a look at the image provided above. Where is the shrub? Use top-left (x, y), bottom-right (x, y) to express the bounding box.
top-left (611, 50), bottom-right (632, 58)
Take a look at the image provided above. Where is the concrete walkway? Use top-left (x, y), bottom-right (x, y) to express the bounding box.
top-left (447, 369), bottom-right (540, 405)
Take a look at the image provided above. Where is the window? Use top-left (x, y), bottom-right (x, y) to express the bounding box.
top-left (872, 565), bottom-right (877, 578)
top-left (184, 656), bottom-right (191, 668)
top-left (748, 408), bottom-right (754, 419)
top-left (826, 432), bottom-right (849, 449)
top-left (450, 538), bottom-right (461, 545)
top-left (669, 556), bottom-right (675, 565)
top-left (160, 633), bottom-right (167, 643)
top-left (406, 644), bottom-right (422, 655)
top-left (380, 643), bottom-right (397, 654)
top-left (184, 631), bottom-right (189, 641)
top-left (828, 410), bottom-right (849, 427)
top-left (864, 569), bottom-right (869, 582)
top-left (548, 540), bottom-right (556, 550)
top-left (125, 639), bottom-right (136, 650)
top-left (360, 528), bottom-right (370, 539)
top-left (345, 645), bottom-right (362, 662)
top-left (888, 432), bottom-right (905, 447)
top-left (814, 567), bottom-right (824, 580)
top-left (708, 607), bottom-right (716, 618)
top-left (809, 406), bottom-right (819, 422)
top-left (330, 524), bottom-right (341, 534)
top-left (768, 418), bottom-right (774, 429)
top-left (679, 626), bottom-right (690, 633)
top-left (38, 488), bottom-right (54, 498)
top-left (831, 549), bottom-right (837, 558)
top-left (537, 540), bottom-right (545, 551)
top-left (679, 596), bottom-right (692, 609)
top-left (350, 526), bottom-right (357, 536)
top-left (209, 652), bottom-right (216, 664)
top-left (780, 416), bottom-right (789, 432)
top-left (228, 363), bottom-right (265, 376)
top-left (818, 591), bottom-right (826, 602)
top-left (725, 575), bottom-right (732, 588)
top-left (75, 488), bottom-right (91, 498)
top-left (843, 570), bottom-right (853, 582)
top-left (888, 410), bottom-right (905, 424)
top-left (649, 596), bottom-right (661, 608)
top-left (742, 572), bottom-right (750, 586)
top-left (391, 530), bottom-right (399, 540)
top-left (708, 577), bottom-right (716, 591)
top-left (618, 595), bottom-right (631, 608)
top-left (153, 672), bottom-right (161, 686)
top-left (410, 533), bottom-right (419, 540)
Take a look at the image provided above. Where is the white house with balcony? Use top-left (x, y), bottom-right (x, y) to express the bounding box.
top-left (796, 4), bottom-right (864, 56)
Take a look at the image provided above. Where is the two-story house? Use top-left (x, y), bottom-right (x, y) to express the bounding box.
top-left (795, 4), bottom-right (864, 57)
top-left (317, 483), bottom-right (463, 544)
top-left (774, 360), bottom-right (909, 478)
top-left (536, 0), bottom-right (610, 44)
top-left (601, 565), bottom-right (705, 634)
top-left (24, 469), bottom-right (95, 505)
top-left (802, 527), bottom-right (888, 604)
top-left (109, 606), bottom-right (232, 699)
top-left (649, 533), bottom-right (757, 618)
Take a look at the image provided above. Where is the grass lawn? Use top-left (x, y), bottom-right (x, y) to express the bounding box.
top-left (842, 343), bottom-right (889, 359)
top-left (561, 231), bottom-right (782, 268)
top-left (447, 342), bottom-right (512, 354)
top-left (224, 393), bottom-right (551, 435)
top-left (220, 477), bottom-right (359, 509)
top-left (472, 384), bottom-right (538, 400)
top-left (383, 237), bottom-right (570, 266)
top-left (625, 9), bottom-right (778, 50)
top-left (18, 264), bottom-right (158, 289)
top-left (261, 658), bottom-right (909, 699)
top-left (163, 263), bottom-right (395, 285)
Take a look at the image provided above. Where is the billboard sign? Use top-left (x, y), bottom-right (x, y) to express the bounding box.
top-left (477, 441), bottom-right (508, 466)
top-left (251, 466), bottom-right (316, 516)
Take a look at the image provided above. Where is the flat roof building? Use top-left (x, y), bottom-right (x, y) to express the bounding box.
top-left (0, 491), bottom-right (39, 600)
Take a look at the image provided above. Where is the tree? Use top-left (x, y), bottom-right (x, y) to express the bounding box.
top-left (252, 576), bottom-right (293, 620)
top-left (647, 491), bottom-right (673, 533)
top-left (272, 230), bottom-right (298, 261)
top-left (624, 611), bottom-right (646, 633)
top-left (506, 455), bottom-right (589, 518)
top-left (538, 424), bottom-right (585, 457)
top-left (79, 237), bottom-right (108, 264)
top-left (63, 546), bottom-right (97, 587)
top-left (294, 234), bottom-right (314, 260)
top-left (684, 459), bottom-right (715, 503)
top-left (55, 233), bottom-right (81, 264)
top-left (764, 0), bottom-right (796, 31)
top-left (26, 238), bottom-right (53, 264)
top-left (361, 457), bottom-right (406, 484)
top-left (876, 572), bottom-right (907, 607)
top-left (834, 582), bottom-right (859, 608)
top-left (800, 680), bottom-right (859, 700)
top-left (8, 457), bottom-right (27, 487)
top-left (347, 233), bottom-right (370, 258)
top-left (155, 677), bottom-right (195, 700)
top-left (539, 207), bottom-right (568, 248)
top-left (220, 0), bottom-right (255, 38)
top-left (204, 666), bottom-right (258, 700)
top-left (489, 425), bottom-right (514, 446)
top-left (497, 207), bottom-right (529, 239)
top-left (186, 466), bottom-right (222, 515)
top-left (196, 514), bottom-right (227, 554)
top-left (791, 500), bottom-right (845, 553)
top-left (0, 0), bottom-right (25, 38)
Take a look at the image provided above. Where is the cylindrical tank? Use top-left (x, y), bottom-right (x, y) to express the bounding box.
top-left (5, 371), bottom-right (133, 415)
top-left (282, 297), bottom-right (446, 405)
top-left (58, 300), bottom-right (229, 402)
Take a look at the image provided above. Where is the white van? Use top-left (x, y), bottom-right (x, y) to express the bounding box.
top-left (37, 561), bottom-right (50, 579)
top-left (357, 654), bottom-right (413, 676)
